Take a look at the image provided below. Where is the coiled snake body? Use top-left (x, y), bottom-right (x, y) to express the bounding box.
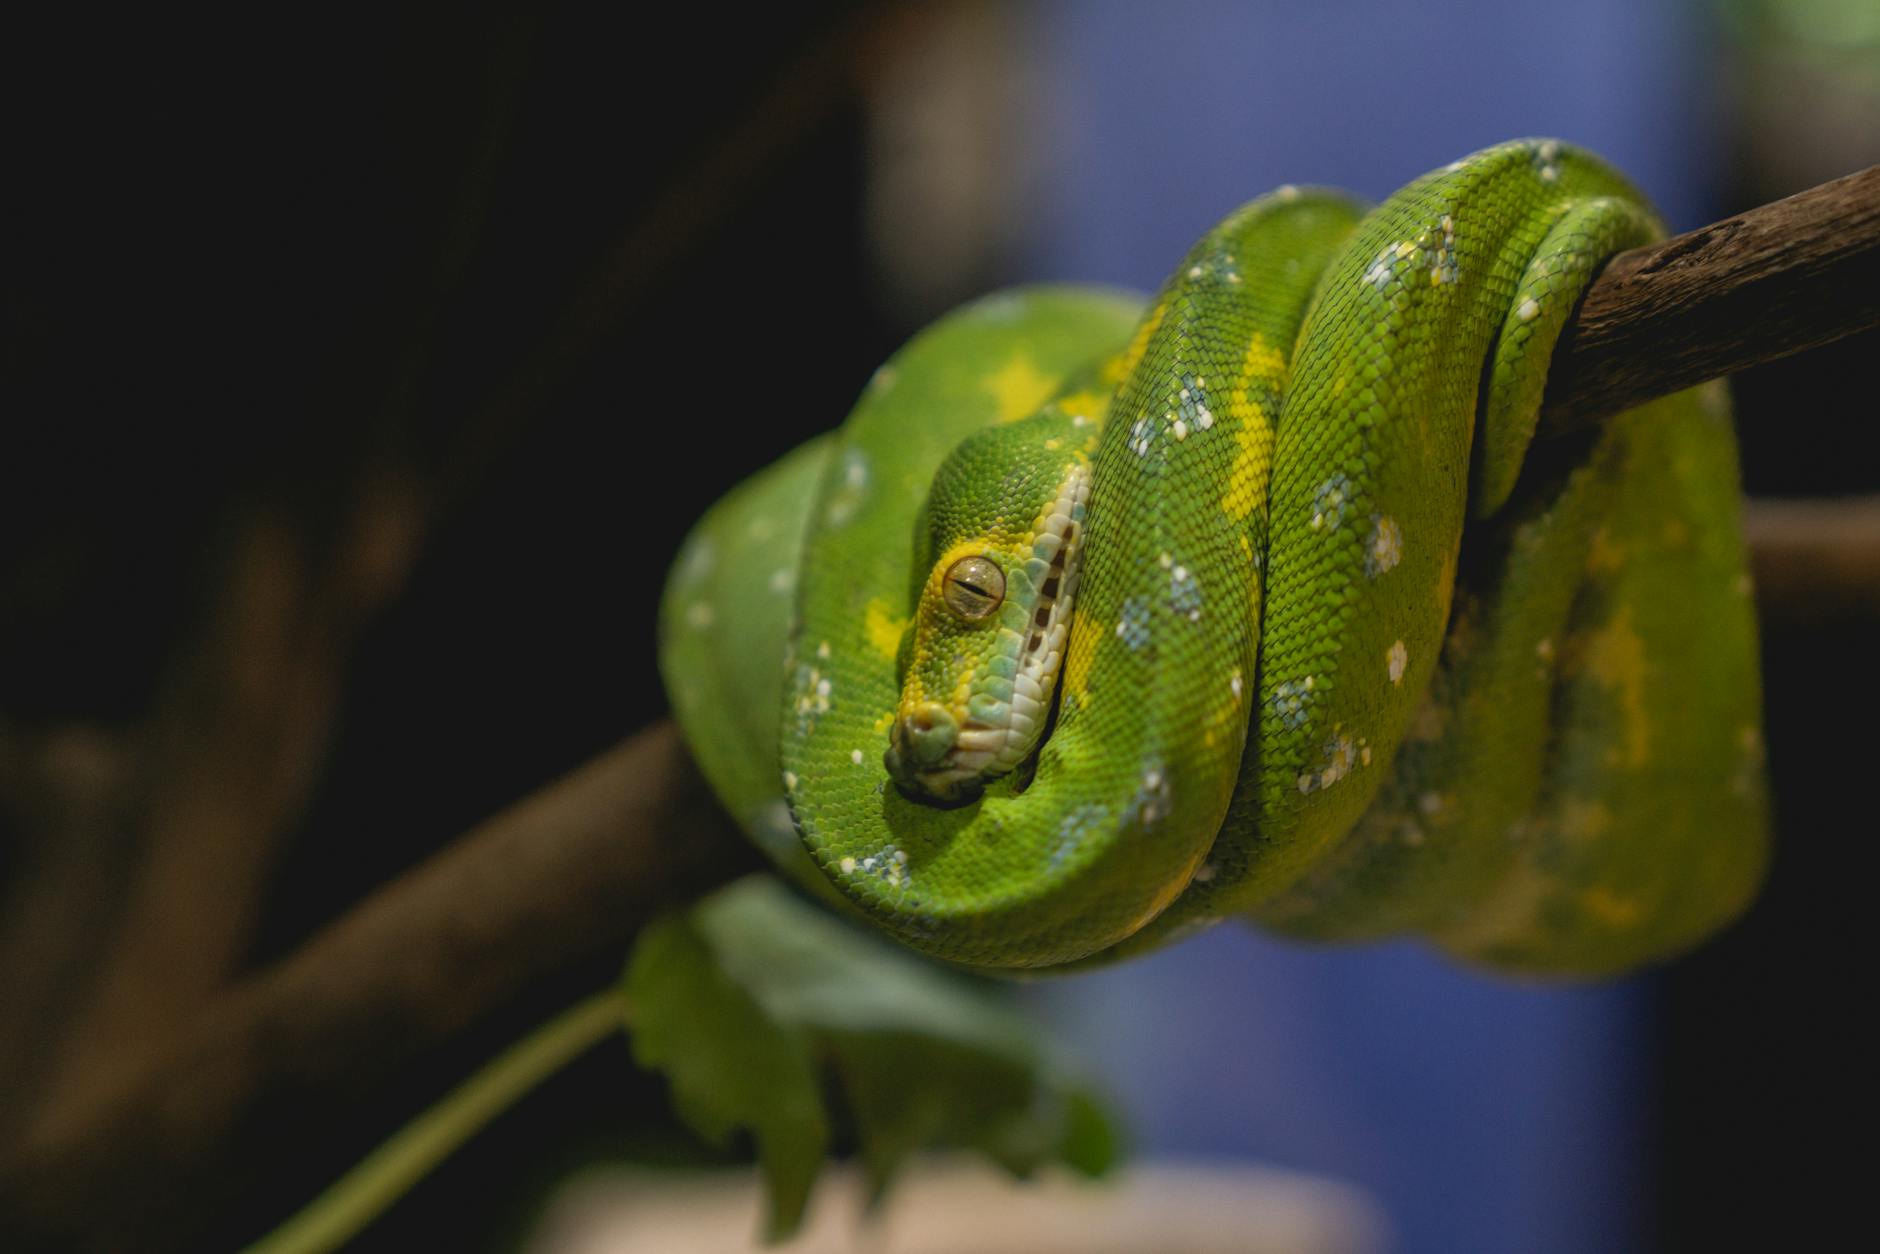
top-left (661, 140), bottom-right (1767, 973)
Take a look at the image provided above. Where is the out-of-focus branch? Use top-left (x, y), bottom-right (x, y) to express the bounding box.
top-left (0, 478), bottom-right (428, 1146)
top-left (0, 0), bottom-right (888, 1173)
top-left (0, 721), bottom-right (758, 1253)
top-left (0, 8), bottom-right (537, 1141)
top-left (1743, 496), bottom-right (1880, 623)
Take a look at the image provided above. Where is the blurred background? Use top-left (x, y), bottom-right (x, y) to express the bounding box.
top-left (3, 1), bottom-right (1876, 1250)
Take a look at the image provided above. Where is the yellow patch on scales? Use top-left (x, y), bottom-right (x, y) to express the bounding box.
top-left (864, 598), bottom-right (908, 662)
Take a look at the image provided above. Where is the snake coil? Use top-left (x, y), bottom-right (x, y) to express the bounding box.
top-left (661, 140), bottom-right (1767, 974)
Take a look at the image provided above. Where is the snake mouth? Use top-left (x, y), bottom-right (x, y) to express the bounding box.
top-left (885, 704), bottom-right (985, 802)
top-left (887, 465), bottom-right (1089, 802)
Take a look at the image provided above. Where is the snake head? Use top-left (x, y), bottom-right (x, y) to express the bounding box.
top-left (884, 414), bottom-right (1092, 803)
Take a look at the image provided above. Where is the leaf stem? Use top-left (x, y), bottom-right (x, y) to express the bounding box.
top-left (242, 988), bottom-right (630, 1254)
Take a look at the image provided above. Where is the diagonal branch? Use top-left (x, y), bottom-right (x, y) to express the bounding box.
top-left (0, 723), bottom-right (758, 1252)
top-left (1540, 163), bottom-right (1880, 435)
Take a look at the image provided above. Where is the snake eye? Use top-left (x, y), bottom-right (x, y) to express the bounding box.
top-left (942, 556), bottom-right (1005, 620)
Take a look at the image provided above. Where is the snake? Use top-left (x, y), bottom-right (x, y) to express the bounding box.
top-left (659, 140), bottom-right (1768, 974)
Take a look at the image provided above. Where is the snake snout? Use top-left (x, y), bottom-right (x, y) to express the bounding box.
top-left (895, 703), bottom-right (958, 768)
top-left (886, 702), bottom-right (980, 800)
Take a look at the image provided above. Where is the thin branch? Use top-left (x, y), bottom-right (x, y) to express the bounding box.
top-left (0, 476), bottom-right (429, 1148)
top-left (0, 723), bottom-right (757, 1253)
top-left (1541, 164), bottom-right (1880, 435)
top-left (1743, 496), bottom-right (1880, 623)
top-left (246, 989), bottom-right (630, 1254)
top-left (0, 9), bottom-right (537, 1142)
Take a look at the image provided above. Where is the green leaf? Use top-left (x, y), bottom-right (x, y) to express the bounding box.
top-left (624, 905), bottom-right (828, 1239)
top-left (1056, 1086), bottom-right (1123, 1177)
top-left (624, 875), bottom-right (1121, 1240)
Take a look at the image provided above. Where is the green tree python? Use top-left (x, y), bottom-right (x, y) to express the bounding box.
top-left (660, 140), bottom-right (1768, 974)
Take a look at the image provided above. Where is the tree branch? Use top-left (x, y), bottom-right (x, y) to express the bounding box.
top-left (1541, 163), bottom-right (1880, 435)
top-left (0, 723), bottom-right (759, 1252)
top-left (1743, 496), bottom-right (1880, 624)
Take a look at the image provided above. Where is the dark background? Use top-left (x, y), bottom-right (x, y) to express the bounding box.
top-left (3, 3), bottom-right (1875, 1250)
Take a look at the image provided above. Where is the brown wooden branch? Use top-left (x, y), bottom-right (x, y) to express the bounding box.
top-left (1540, 164), bottom-right (1880, 435)
top-left (0, 10), bottom-right (532, 1149)
top-left (0, 722), bottom-right (759, 1252)
top-left (0, 473), bottom-right (433, 1153)
top-left (4, 171), bottom-right (1878, 1252)
top-left (1743, 496), bottom-right (1880, 623)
